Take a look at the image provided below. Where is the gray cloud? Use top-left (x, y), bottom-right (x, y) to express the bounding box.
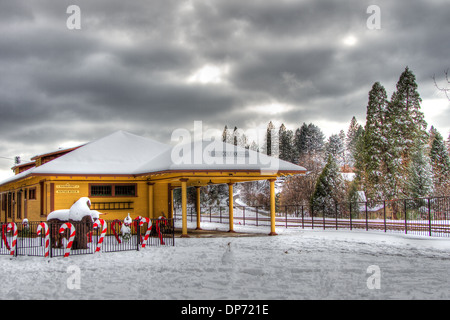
top-left (0, 0), bottom-right (449, 178)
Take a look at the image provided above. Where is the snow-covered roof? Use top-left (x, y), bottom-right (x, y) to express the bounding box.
top-left (134, 139), bottom-right (306, 174)
top-left (31, 130), bottom-right (171, 175)
top-left (0, 130), bottom-right (306, 186)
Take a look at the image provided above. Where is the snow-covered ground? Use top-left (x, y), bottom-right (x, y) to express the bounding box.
top-left (0, 222), bottom-right (449, 300)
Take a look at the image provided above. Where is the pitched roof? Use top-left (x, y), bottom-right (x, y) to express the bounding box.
top-left (0, 130), bottom-right (306, 186)
top-left (32, 130), bottom-right (171, 175)
top-left (134, 139), bottom-right (306, 174)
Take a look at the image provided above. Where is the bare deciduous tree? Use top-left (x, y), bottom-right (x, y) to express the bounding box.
top-left (433, 69), bottom-right (450, 100)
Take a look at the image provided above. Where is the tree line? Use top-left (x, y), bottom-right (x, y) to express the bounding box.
top-left (174, 67), bottom-right (450, 209)
top-left (241, 67), bottom-right (450, 209)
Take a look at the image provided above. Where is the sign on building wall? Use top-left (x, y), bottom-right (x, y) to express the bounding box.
top-left (56, 183), bottom-right (80, 194)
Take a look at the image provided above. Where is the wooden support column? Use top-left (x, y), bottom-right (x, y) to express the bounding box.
top-left (168, 184), bottom-right (174, 220)
top-left (228, 182), bottom-right (235, 233)
top-left (147, 182), bottom-right (154, 219)
top-left (269, 179), bottom-right (278, 236)
top-left (180, 179), bottom-right (189, 238)
top-left (195, 186), bottom-right (202, 230)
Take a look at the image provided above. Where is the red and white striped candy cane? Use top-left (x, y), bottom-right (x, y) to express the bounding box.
top-left (2, 224), bottom-right (10, 251)
top-left (93, 218), bottom-right (107, 253)
top-left (111, 219), bottom-right (122, 244)
top-left (59, 223), bottom-right (76, 258)
top-left (36, 222), bottom-right (50, 257)
top-left (6, 222), bottom-right (17, 256)
top-left (139, 217), bottom-right (152, 248)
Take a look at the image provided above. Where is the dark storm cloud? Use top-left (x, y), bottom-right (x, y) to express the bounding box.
top-left (0, 0), bottom-right (449, 177)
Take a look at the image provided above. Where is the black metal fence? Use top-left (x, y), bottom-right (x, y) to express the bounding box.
top-left (174, 197), bottom-right (450, 238)
top-left (0, 218), bottom-right (174, 258)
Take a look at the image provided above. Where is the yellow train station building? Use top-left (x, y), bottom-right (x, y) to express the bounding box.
top-left (0, 131), bottom-right (306, 236)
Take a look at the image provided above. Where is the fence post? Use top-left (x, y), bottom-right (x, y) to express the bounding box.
top-left (335, 203), bottom-right (338, 230)
top-left (301, 205), bottom-right (304, 229)
top-left (285, 205), bottom-right (288, 229)
top-left (311, 206), bottom-right (314, 229)
top-left (383, 200), bottom-right (387, 233)
top-left (323, 205), bottom-right (325, 230)
top-left (256, 206), bottom-right (258, 227)
top-left (172, 218), bottom-right (175, 246)
top-left (428, 198), bottom-right (432, 237)
top-left (50, 222), bottom-right (53, 258)
top-left (349, 202), bottom-right (352, 230)
top-left (365, 202), bottom-right (368, 231)
top-left (243, 206), bottom-right (246, 226)
top-left (404, 199), bottom-right (408, 234)
top-left (136, 222), bottom-right (140, 251)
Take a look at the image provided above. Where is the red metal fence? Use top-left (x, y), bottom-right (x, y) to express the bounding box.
top-left (0, 218), bottom-right (174, 258)
top-left (174, 197), bottom-right (450, 237)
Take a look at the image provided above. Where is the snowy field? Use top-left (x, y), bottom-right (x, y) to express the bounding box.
top-left (0, 222), bottom-right (449, 301)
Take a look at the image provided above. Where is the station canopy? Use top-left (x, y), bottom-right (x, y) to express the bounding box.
top-left (0, 130), bottom-right (306, 185)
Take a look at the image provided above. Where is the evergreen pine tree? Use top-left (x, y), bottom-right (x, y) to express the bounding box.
top-left (264, 121), bottom-right (277, 156)
top-left (306, 123), bottom-right (325, 155)
top-left (233, 126), bottom-right (239, 146)
top-left (446, 133), bottom-right (450, 155)
top-left (339, 129), bottom-right (348, 169)
top-left (346, 116), bottom-right (360, 167)
top-left (407, 140), bottom-right (434, 199)
top-left (385, 67), bottom-right (428, 198)
top-left (310, 154), bottom-right (345, 215)
top-left (325, 133), bottom-right (344, 166)
top-left (429, 129), bottom-right (450, 195)
top-left (291, 127), bottom-right (302, 164)
top-left (250, 140), bottom-right (259, 152)
top-left (362, 82), bottom-right (389, 200)
top-left (279, 123), bottom-right (294, 162)
top-left (222, 125), bottom-right (231, 143)
top-left (347, 180), bottom-right (360, 216)
top-left (293, 123), bottom-right (308, 161)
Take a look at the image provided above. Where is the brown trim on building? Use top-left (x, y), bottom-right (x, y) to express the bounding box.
top-left (40, 180), bottom-right (45, 216)
top-left (50, 183), bottom-right (55, 213)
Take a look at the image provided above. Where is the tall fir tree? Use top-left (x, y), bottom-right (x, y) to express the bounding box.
top-left (446, 133), bottom-right (450, 156)
top-left (361, 82), bottom-right (389, 200)
top-left (222, 125), bottom-right (231, 143)
top-left (264, 121), bottom-right (277, 156)
top-left (293, 123), bottom-right (308, 159)
top-left (384, 67), bottom-right (428, 198)
top-left (346, 116), bottom-right (360, 167)
top-left (339, 129), bottom-right (348, 169)
top-left (429, 129), bottom-right (450, 195)
top-left (279, 123), bottom-right (294, 162)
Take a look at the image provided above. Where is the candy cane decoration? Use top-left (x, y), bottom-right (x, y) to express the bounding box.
top-left (59, 223), bottom-right (76, 258)
top-left (111, 220), bottom-right (122, 244)
top-left (93, 219), bottom-right (107, 253)
top-left (139, 216), bottom-right (152, 248)
top-left (6, 222), bottom-right (18, 256)
top-left (2, 224), bottom-right (10, 251)
top-left (36, 222), bottom-right (50, 257)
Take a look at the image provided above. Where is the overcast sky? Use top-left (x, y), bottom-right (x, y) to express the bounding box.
top-left (0, 0), bottom-right (449, 180)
